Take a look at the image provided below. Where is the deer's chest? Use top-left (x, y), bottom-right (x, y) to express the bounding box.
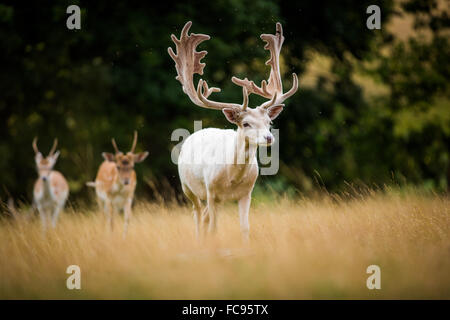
top-left (34, 178), bottom-right (57, 206)
top-left (109, 184), bottom-right (132, 208)
top-left (212, 164), bottom-right (259, 201)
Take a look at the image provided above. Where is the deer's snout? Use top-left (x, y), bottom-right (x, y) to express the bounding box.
top-left (123, 179), bottom-right (130, 185)
top-left (263, 133), bottom-right (275, 145)
top-left (255, 131), bottom-right (275, 146)
top-left (40, 171), bottom-right (51, 182)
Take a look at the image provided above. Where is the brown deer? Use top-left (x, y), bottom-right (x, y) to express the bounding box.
top-left (87, 131), bottom-right (148, 236)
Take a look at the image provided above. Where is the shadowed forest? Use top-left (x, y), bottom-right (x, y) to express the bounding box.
top-left (1, 0), bottom-right (449, 205)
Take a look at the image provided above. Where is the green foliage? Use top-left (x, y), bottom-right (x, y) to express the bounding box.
top-left (367, 0), bottom-right (450, 191)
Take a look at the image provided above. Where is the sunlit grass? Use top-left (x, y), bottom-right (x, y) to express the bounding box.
top-left (0, 190), bottom-right (449, 299)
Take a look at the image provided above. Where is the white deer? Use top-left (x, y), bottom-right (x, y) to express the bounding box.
top-left (32, 137), bottom-right (69, 230)
top-left (168, 21), bottom-right (298, 240)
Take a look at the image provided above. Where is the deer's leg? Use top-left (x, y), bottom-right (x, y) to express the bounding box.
top-left (51, 200), bottom-right (65, 228)
top-left (201, 206), bottom-right (209, 236)
top-left (206, 191), bottom-right (217, 234)
top-left (51, 205), bottom-right (60, 228)
top-left (238, 194), bottom-right (252, 242)
top-left (123, 198), bottom-right (133, 238)
top-left (96, 197), bottom-right (103, 212)
top-left (183, 185), bottom-right (202, 238)
top-left (36, 203), bottom-right (47, 232)
top-left (193, 200), bottom-right (202, 239)
top-left (104, 199), bottom-right (114, 231)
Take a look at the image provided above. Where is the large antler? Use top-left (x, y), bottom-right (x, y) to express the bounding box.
top-left (168, 21), bottom-right (247, 110)
top-left (231, 22), bottom-right (298, 109)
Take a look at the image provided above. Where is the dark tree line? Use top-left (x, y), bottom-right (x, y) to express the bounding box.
top-left (0, 0), bottom-right (448, 204)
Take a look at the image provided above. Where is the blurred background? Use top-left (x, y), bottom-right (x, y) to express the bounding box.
top-left (0, 0), bottom-right (449, 205)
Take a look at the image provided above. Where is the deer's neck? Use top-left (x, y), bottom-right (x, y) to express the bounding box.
top-left (41, 172), bottom-right (53, 198)
top-left (233, 129), bottom-right (258, 166)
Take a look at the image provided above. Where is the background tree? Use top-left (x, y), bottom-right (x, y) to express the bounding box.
top-left (1, 0), bottom-right (448, 206)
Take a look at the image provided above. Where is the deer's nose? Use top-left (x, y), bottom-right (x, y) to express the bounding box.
top-left (265, 135), bottom-right (273, 144)
top-left (124, 179), bottom-right (130, 185)
top-left (42, 176), bottom-right (47, 182)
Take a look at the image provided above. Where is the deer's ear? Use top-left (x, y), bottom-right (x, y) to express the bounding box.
top-left (102, 152), bottom-right (115, 162)
top-left (267, 104), bottom-right (284, 120)
top-left (134, 151), bottom-right (149, 163)
top-left (222, 108), bottom-right (241, 124)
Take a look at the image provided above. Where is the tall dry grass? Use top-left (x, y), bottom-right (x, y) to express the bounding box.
top-left (0, 190), bottom-right (449, 299)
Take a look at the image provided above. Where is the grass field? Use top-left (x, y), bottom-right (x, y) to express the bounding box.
top-left (0, 189), bottom-right (449, 299)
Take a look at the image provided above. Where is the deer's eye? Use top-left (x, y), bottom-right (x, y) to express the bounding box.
top-left (243, 123), bottom-right (251, 128)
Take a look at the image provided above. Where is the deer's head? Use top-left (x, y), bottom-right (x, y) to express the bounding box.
top-left (33, 137), bottom-right (60, 182)
top-left (168, 21), bottom-right (298, 147)
top-left (222, 104), bottom-right (284, 146)
top-left (102, 131), bottom-right (148, 186)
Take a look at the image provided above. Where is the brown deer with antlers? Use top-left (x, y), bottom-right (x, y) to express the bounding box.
top-left (87, 131), bottom-right (148, 235)
top-left (32, 137), bottom-right (69, 230)
top-left (168, 21), bottom-right (298, 240)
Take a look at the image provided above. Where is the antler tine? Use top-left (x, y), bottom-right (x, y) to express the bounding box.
top-left (261, 22), bottom-right (284, 95)
top-left (168, 21), bottom-right (243, 111)
top-left (49, 138), bottom-right (58, 156)
top-left (196, 80), bottom-right (248, 111)
top-left (242, 86), bottom-right (249, 111)
top-left (232, 22), bottom-right (299, 108)
top-left (201, 79), bottom-right (221, 99)
top-left (130, 130), bottom-right (138, 153)
top-left (231, 77), bottom-right (272, 99)
top-left (261, 73), bottom-right (298, 109)
top-left (111, 138), bottom-right (121, 154)
top-left (262, 92), bottom-right (278, 109)
top-left (32, 137), bottom-right (39, 154)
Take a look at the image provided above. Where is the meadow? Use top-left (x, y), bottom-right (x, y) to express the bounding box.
top-left (0, 188), bottom-right (449, 299)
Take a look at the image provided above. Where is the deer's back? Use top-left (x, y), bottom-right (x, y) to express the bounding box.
top-left (95, 161), bottom-right (119, 194)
